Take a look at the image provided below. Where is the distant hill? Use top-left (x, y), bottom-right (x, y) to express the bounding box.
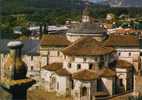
top-left (1, 0), bottom-right (85, 15)
top-left (91, 0), bottom-right (142, 7)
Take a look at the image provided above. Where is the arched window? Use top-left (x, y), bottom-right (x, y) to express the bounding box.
top-left (77, 64), bottom-right (81, 70)
top-left (89, 63), bottom-right (93, 69)
top-left (81, 87), bottom-right (87, 96)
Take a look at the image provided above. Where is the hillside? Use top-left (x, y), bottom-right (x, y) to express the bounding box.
top-left (92, 0), bottom-right (142, 7)
top-left (1, 0), bottom-right (84, 15)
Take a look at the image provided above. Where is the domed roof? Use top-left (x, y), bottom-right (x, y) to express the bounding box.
top-left (68, 22), bottom-right (107, 34)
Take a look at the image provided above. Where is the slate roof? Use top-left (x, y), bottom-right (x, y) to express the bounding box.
top-left (0, 39), bottom-right (40, 55)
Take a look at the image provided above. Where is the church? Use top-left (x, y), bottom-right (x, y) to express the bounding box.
top-left (40, 1), bottom-right (140, 100)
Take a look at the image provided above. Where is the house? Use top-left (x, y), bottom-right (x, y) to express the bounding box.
top-left (40, 34), bottom-right (71, 66)
top-left (103, 34), bottom-right (140, 73)
top-left (40, 36), bottom-right (135, 100)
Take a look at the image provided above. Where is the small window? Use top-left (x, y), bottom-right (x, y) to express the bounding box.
top-left (31, 66), bottom-right (34, 71)
top-left (31, 56), bottom-right (33, 61)
top-left (89, 63), bottom-right (93, 69)
top-left (129, 52), bottom-right (131, 56)
top-left (71, 80), bottom-right (74, 89)
top-left (118, 52), bottom-right (121, 56)
top-left (120, 79), bottom-right (123, 86)
top-left (77, 64), bottom-right (81, 70)
top-left (84, 58), bottom-right (86, 62)
top-left (57, 51), bottom-right (60, 56)
top-left (68, 63), bottom-right (71, 68)
top-left (94, 57), bottom-right (97, 61)
top-left (57, 82), bottom-right (59, 90)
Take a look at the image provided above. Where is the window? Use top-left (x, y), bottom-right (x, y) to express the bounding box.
top-left (57, 51), bottom-right (60, 56)
top-left (71, 80), bottom-right (74, 89)
top-left (129, 52), bottom-right (131, 56)
top-left (31, 56), bottom-right (33, 61)
top-left (77, 64), bottom-right (81, 70)
top-left (84, 58), bottom-right (86, 62)
top-left (46, 55), bottom-right (49, 65)
top-left (94, 57), bottom-right (97, 61)
top-left (120, 79), bottom-right (123, 86)
top-left (68, 63), bottom-right (71, 68)
top-left (89, 63), bottom-right (93, 69)
top-left (31, 66), bottom-right (34, 71)
top-left (118, 52), bottom-right (121, 56)
top-left (57, 82), bottom-right (59, 90)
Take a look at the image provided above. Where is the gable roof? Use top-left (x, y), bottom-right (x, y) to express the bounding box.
top-left (103, 34), bottom-right (139, 47)
top-left (62, 37), bottom-right (115, 56)
top-left (40, 35), bottom-right (71, 47)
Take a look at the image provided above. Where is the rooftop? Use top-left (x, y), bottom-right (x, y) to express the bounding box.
top-left (62, 37), bottom-right (115, 56)
top-left (103, 34), bottom-right (139, 47)
top-left (40, 35), bottom-right (71, 47)
top-left (98, 68), bottom-right (116, 78)
top-left (43, 63), bottom-right (63, 71)
top-left (55, 68), bottom-right (71, 76)
top-left (72, 70), bottom-right (98, 81)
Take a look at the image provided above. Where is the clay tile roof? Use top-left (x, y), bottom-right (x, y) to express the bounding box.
top-left (43, 63), bottom-right (63, 71)
top-left (72, 70), bottom-right (98, 81)
top-left (98, 68), bottom-right (116, 78)
top-left (103, 34), bottom-right (139, 47)
top-left (115, 60), bottom-right (133, 69)
top-left (56, 68), bottom-right (71, 76)
top-left (114, 28), bottom-right (137, 34)
top-left (62, 37), bottom-right (115, 56)
top-left (40, 35), bottom-right (71, 47)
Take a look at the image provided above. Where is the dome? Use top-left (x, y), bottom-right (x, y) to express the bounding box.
top-left (68, 22), bottom-right (107, 34)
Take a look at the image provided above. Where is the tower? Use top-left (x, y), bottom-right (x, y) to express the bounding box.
top-left (82, 0), bottom-right (93, 23)
top-left (0, 41), bottom-right (35, 100)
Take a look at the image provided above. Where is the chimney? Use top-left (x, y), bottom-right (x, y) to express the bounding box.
top-left (7, 41), bottom-right (27, 80)
top-left (0, 41), bottom-right (35, 100)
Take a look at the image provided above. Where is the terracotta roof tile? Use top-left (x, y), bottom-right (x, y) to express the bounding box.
top-left (110, 60), bottom-right (133, 69)
top-left (62, 37), bottom-right (115, 56)
top-left (40, 35), bottom-right (71, 47)
top-left (115, 60), bottom-right (133, 69)
top-left (72, 70), bottom-right (98, 81)
top-left (43, 63), bottom-right (63, 71)
top-left (103, 34), bottom-right (139, 47)
top-left (98, 68), bottom-right (116, 78)
top-left (56, 68), bottom-right (71, 76)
